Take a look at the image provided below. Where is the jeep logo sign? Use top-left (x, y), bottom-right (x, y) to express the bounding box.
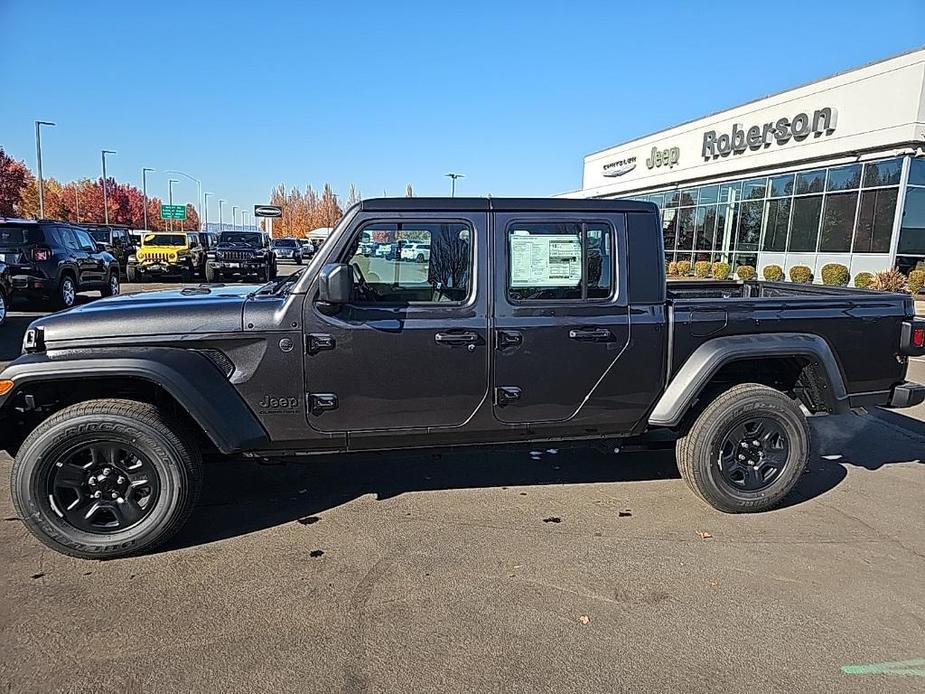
top-left (702, 106), bottom-right (838, 160)
top-left (646, 146), bottom-right (680, 170)
top-left (254, 205), bottom-right (283, 218)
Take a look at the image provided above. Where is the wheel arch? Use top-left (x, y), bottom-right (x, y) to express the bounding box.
top-left (0, 348), bottom-right (269, 455)
top-left (649, 333), bottom-right (849, 429)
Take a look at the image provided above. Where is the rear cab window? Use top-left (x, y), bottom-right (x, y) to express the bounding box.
top-left (506, 220), bottom-right (615, 302)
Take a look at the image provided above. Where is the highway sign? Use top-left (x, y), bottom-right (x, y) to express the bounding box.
top-left (254, 205), bottom-right (283, 218)
top-left (160, 204), bottom-right (187, 220)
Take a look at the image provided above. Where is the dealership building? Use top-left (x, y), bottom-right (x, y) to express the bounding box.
top-left (563, 47), bottom-right (925, 278)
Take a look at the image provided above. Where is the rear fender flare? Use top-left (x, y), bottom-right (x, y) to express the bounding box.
top-left (648, 333), bottom-right (849, 428)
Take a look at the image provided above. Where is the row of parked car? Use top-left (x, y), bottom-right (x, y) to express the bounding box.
top-left (358, 239), bottom-right (431, 263)
top-left (0, 217), bottom-right (315, 326)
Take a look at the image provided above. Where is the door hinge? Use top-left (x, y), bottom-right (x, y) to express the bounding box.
top-left (307, 333), bottom-right (336, 354)
top-left (495, 386), bottom-right (522, 405)
top-left (307, 393), bottom-right (338, 414)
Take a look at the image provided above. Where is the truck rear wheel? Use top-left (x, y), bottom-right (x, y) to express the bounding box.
top-left (675, 383), bottom-right (809, 513)
top-left (11, 399), bottom-right (202, 559)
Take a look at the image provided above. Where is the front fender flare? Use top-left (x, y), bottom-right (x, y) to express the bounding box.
top-left (648, 333), bottom-right (849, 428)
top-left (0, 347), bottom-right (269, 454)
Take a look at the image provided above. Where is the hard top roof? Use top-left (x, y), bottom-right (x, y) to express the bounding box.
top-left (357, 197), bottom-right (655, 213)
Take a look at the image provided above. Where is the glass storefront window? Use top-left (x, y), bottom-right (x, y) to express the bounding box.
top-left (677, 207), bottom-right (695, 251)
top-left (769, 174), bottom-right (794, 198)
top-left (648, 193), bottom-right (665, 208)
top-left (854, 188), bottom-right (897, 253)
top-left (826, 164), bottom-right (861, 192)
top-left (909, 158), bottom-right (925, 187)
top-left (796, 169), bottom-right (826, 195)
top-left (737, 200), bottom-right (763, 251)
top-left (789, 196), bottom-right (823, 251)
top-left (762, 198), bottom-right (790, 251)
top-left (662, 208), bottom-right (677, 251)
top-left (898, 187), bottom-right (925, 255)
top-left (698, 185), bottom-right (719, 204)
top-left (694, 206), bottom-right (717, 251)
top-left (717, 181), bottom-right (741, 204)
top-left (664, 190), bottom-right (680, 207)
top-left (680, 188), bottom-right (698, 206)
top-left (819, 191), bottom-right (858, 252)
top-left (863, 158), bottom-right (902, 187)
top-left (742, 179), bottom-right (766, 199)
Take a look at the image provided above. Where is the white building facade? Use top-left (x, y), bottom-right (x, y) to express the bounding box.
top-left (563, 47), bottom-right (925, 278)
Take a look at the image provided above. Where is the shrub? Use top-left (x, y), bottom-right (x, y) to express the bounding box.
top-left (854, 272), bottom-right (874, 289)
top-left (789, 265), bottom-right (813, 284)
top-left (871, 269), bottom-right (908, 293)
top-left (694, 260), bottom-right (712, 278)
top-left (667, 261), bottom-right (679, 277)
top-left (676, 260), bottom-right (692, 276)
top-left (711, 262), bottom-right (731, 280)
top-left (762, 264), bottom-right (784, 281)
top-left (736, 265), bottom-right (756, 280)
top-left (820, 263), bottom-right (850, 286)
top-left (908, 269), bottom-right (925, 295)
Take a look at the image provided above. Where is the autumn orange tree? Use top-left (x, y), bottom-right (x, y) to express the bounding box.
top-left (267, 182), bottom-right (359, 237)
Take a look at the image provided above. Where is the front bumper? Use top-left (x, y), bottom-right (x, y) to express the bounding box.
top-left (132, 261), bottom-right (187, 275)
top-left (210, 260), bottom-right (267, 273)
top-left (888, 382), bottom-right (925, 409)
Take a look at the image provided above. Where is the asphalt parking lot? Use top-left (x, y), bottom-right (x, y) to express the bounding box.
top-left (1, 275), bottom-right (924, 693)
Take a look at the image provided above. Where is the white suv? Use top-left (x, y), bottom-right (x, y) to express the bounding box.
top-left (400, 242), bottom-right (430, 263)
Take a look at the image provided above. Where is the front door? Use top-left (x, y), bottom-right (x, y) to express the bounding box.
top-left (302, 212), bottom-right (489, 435)
top-left (492, 213), bottom-right (635, 430)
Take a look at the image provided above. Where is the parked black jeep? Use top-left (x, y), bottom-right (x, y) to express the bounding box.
top-left (1, 198), bottom-right (923, 560)
top-left (0, 219), bottom-right (120, 308)
top-left (205, 231), bottom-right (277, 282)
top-left (82, 224), bottom-right (137, 278)
top-left (0, 260), bottom-right (11, 327)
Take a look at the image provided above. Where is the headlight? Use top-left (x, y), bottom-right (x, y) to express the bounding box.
top-left (169, 253), bottom-right (177, 261)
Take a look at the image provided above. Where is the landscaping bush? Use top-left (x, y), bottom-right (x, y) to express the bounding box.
top-left (909, 269), bottom-right (925, 295)
top-left (789, 265), bottom-right (813, 284)
top-left (820, 263), bottom-right (850, 286)
top-left (667, 261), bottom-right (679, 277)
top-left (736, 265), bottom-right (756, 281)
top-left (871, 269), bottom-right (908, 293)
top-left (854, 272), bottom-right (874, 289)
top-left (676, 260), bottom-right (691, 276)
top-left (694, 260), bottom-right (712, 278)
top-left (762, 264), bottom-right (784, 281)
top-left (711, 262), bottom-right (731, 280)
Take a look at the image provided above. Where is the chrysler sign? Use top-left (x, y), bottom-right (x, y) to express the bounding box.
top-left (702, 106), bottom-right (838, 160)
top-left (603, 156), bottom-right (637, 177)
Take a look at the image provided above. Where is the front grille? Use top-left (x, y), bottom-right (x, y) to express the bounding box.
top-left (141, 251), bottom-right (174, 262)
top-left (222, 250), bottom-right (255, 261)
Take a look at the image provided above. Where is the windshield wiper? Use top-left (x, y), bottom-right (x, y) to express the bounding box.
top-left (254, 269), bottom-right (304, 297)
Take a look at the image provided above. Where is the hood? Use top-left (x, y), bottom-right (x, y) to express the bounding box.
top-left (31, 285), bottom-right (260, 346)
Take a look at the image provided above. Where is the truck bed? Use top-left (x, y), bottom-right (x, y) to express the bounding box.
top-left (666, 280), bottom-right (914, 403)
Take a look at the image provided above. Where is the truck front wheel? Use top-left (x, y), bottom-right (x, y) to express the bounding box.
top-left (675, 383), bottom-right (809, 513)
top-left (11, 399), bottom-right (203, 559)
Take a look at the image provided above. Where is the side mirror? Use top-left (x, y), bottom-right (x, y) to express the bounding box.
top-left (96, 242), bottom-right (109, 253)
top-left (318, 263), bottom-right (353, 305)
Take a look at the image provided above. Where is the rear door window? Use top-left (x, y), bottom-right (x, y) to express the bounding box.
top-left (55, 227), bottom-right (81, 251)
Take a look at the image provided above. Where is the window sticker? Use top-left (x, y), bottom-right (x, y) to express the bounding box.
top-left (510, 233), bottom-right (582, 287)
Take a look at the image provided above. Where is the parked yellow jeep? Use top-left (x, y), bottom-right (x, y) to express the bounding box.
top-left (126, 232), bottom-right (205, 282)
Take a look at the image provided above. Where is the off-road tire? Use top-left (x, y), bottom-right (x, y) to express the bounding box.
top-left (126, 265), bottom-right (138, 283)
top-left (205, 263), bottom-right (220, 283)
top-left (675, 383), bottom-right (809, 513)
top-left (100, 271), bottom-right (120, 297)
top-left (11, 399), bottom-right (203, 559)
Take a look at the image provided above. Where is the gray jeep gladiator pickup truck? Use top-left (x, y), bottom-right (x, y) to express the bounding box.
top-left (1, 198), bottom-right (923, 559)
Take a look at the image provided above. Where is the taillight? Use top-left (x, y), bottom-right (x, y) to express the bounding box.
top-left (914, 326), bottom-right (925, 349)
top-left (32, 247), bottom-right (51, 262)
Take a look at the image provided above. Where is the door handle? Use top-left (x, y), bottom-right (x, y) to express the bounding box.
top-left (568, 327), bottom-right (612, 341)
top-left (495, 386), bottom-right (522, 405)
top-left (496, 330), bottom-right (523, 349)
top-left (434, 331), bottom-right (479, 346)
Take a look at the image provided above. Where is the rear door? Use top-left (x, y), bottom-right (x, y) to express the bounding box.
top-left (71, 228), bottom-right (106, 286)
top-left (492, 212), bottom-right (636, 429)
top-left (302, 212), bottom-right (489, 437)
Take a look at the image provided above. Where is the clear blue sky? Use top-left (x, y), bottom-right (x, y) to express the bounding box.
top-left (1, 0), bottom-right (923, 216)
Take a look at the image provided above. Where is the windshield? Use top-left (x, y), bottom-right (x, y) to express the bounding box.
top-left (88, 230), bottom-right (110, 243)
top-left (220, 232), bottom-right (262, 247)
top-left (143, 234), bottom-right (186, 246)
top-left (272, 239), bottom-right (297, 247)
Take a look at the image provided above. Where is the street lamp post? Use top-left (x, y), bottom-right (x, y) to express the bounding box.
top-left (445, 172), bottom-right (465, 197)
top-left (168, 179), bottom-right (179, 232)
top-left (232, 206), bottom-right (239, 231)
top-left (34, 120), bottom-right (56, 219)
top-left (142, 167), bottom-right (155, 231)
top-left (203, 192), bottom-right (212, 232)
top-left (219, 199), bottom-right (225, 230)
top-left (164, 170), bottom-right (203, 231)
top-left (101, 150), bottom-right (117, 224)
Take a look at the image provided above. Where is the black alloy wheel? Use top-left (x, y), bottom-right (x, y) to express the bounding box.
top-left (46, 442), bottom-right (160, 533)
top-left (716, 416), bottom-right (788, 492)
